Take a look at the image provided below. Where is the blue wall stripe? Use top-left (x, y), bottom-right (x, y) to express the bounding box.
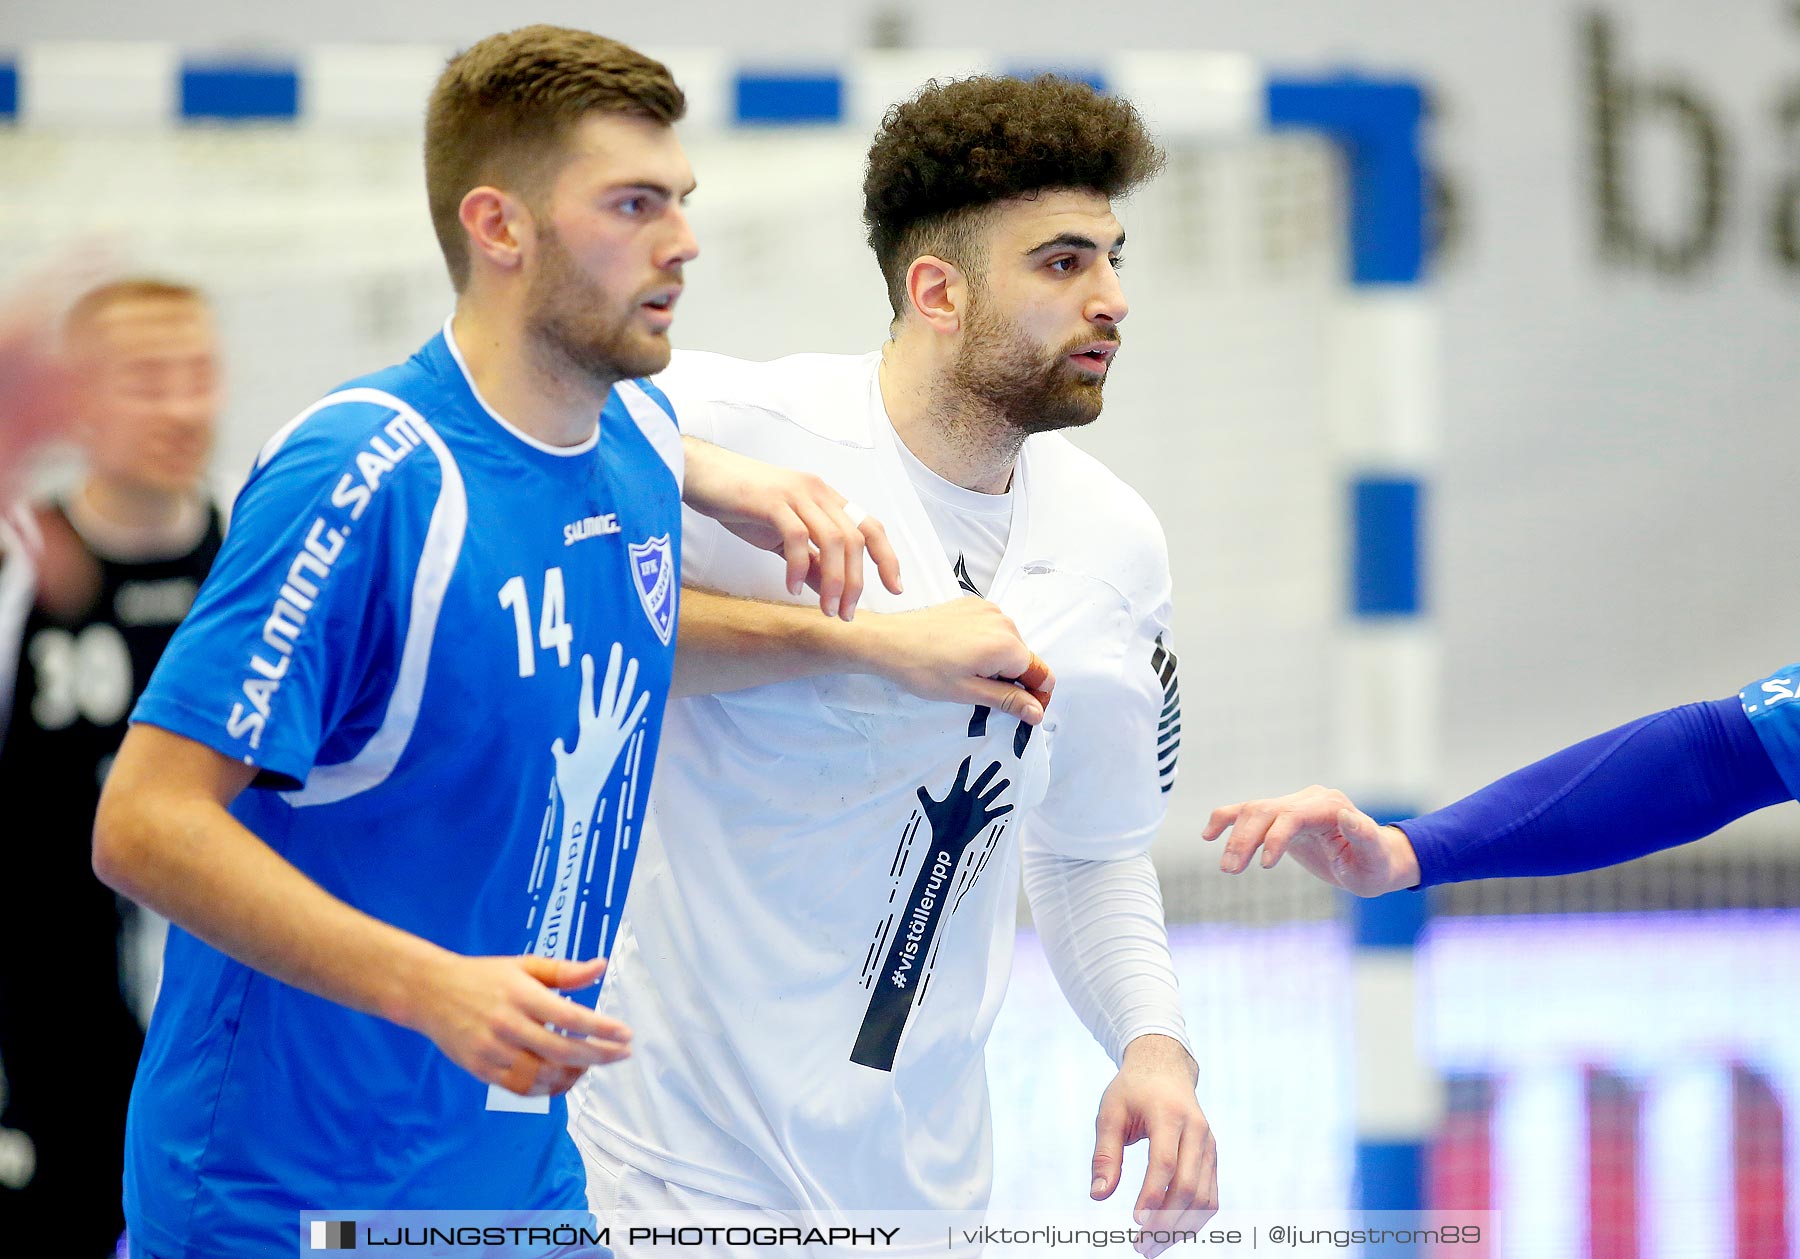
top-left (1354, 1140), bottom-right (1427, 1236)
top-left (180, 62), bottom-right (300, 121)
top-left (734, 72), bottom-right (843, 124)
top-left (1350, 886), bottom-right (1431, 949)
top-left (1266, 77), bottom-right (1425, 286)
top-left (0, 62), bottom-right (16, 120)
top-left (1351, 475), bottom-right (1422, 617)
top-left (1350, 797), bottom-right (1429, 947)
top-left (1360, 802), bottom-right (1424, 829)
top-left (1005, 66), bottom-right (1107, 94)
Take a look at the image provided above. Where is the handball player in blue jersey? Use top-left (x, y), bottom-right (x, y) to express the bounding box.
top-left (91, 26), bottom-right (900, 1259)
top-left (1202, 671), bottom-right (1799, 893)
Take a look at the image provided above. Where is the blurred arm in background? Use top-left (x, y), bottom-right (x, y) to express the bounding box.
top-left (0, 285), bottom-right (79, 508)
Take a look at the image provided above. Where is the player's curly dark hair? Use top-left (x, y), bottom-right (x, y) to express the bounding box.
top-left (862, 74), bottom-right (1164, 317)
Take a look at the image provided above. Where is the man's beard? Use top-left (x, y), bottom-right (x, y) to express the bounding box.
top-left (525, 227), bottom-right (672, 386)
top-left (945, 297), bottom-right (1118, 436)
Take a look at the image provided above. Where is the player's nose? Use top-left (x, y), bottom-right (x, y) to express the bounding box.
top-left (159, 394), bottom-right (215, 434)
top-left (663, 205), bottom-right (700, 267)
top-left (1087, 266), bottom-right (1128, 326)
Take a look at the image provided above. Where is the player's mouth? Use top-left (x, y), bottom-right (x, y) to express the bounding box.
top-left (638, 287), bottom-right (682, 330)
top-left (1066, 341), bottom-right (1118, 376)
top-left (152, 437), bottom-right (211, 471)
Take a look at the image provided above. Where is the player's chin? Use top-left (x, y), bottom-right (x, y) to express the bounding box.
top-left (134, 462), bottom-right (207, 497)
top-left (1042, 380), bottom-right (1105, 429)
top-left (618, 334), bottom-right (673, 380)
top-left (1054, 363), bottom-right (1109, 398)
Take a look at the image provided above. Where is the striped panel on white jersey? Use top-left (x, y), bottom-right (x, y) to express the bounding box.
top-left (258, 387), bottom-right (469, 809)
top-left (1151, 632), bottom-right (1181, 793)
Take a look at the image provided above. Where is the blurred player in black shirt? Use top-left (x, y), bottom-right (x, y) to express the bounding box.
top-left (0, 279), bottom-right (221, 1255)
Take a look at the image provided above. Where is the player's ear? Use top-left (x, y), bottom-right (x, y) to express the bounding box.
top-left (459, 186), bottom-right (532, 276)
top-left (904, 255), bottom-right (966, 335)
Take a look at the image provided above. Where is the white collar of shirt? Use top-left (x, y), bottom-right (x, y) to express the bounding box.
top-left (442, 315), bottom-right (601, 458)
top-left (864, 356), bottom-right (1048, 602)
top-left (889, 425), bottom-right (1015, 518)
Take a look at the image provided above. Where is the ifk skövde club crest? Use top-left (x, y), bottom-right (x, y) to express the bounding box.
top-left (628, 533), bottom-right (675, 645)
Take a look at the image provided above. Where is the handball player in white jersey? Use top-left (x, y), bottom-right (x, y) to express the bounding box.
top-left (569, 75), bottom-right (1216, 1254)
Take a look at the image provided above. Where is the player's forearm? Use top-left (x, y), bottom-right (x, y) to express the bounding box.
top-left (1021, 847), bottom-right (1191, 1066)
top-left (94, 737), bottom-right (450, 1030)
top-left (672, 585), bottom-right (881, 698)
top-left (1404, 695), bottom-right (1789, 887)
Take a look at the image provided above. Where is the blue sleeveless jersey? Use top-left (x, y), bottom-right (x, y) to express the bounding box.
top-left (123, 325), bottom-right (681, 1258)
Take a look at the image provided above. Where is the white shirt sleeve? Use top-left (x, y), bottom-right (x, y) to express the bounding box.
top-left (651, 363), bottom-right (732, 589)
top-left (1020, 841), bottom-right (1192, 1067)
top-left (1030, 533), bottom-right (1180, 860)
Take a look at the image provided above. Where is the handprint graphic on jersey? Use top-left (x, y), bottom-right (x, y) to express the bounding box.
top-left (528, 643), bottom-right (650, 963)
top-left (491, 644), bottom-right (650, 1114)
top-left (916, 757), bottom-right (1013, 845)
top-left (851, 756), bottom-right (1014, 1071)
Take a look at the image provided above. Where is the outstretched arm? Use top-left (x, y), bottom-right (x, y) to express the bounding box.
top-left (1204, 694), bottom-right (1790, 893)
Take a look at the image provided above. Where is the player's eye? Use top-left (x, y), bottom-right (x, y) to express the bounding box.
top-left (1109, 255), bottom-right (1126, 271)
top-left (1048, 256), bottom-right (1078, 273)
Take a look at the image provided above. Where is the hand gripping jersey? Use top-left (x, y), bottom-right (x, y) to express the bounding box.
top-left (122, 322), bottom-right (681, 1259)
top-left (569, 350), bottom-right (1180, 1214)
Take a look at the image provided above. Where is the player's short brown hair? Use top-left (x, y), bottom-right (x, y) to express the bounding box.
top-left (862, 74), bottom-right (1164, 317)
top-left (63, 278), bottom-right (206, 345)
top-left (425, 25), bottom-right (686, 290)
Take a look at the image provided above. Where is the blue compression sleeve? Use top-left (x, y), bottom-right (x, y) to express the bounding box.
top-left (1405, 696), bottom-right (1791, 888)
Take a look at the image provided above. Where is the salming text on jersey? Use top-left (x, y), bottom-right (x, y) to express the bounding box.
top-left (226, 421), bottom-right (423, 753)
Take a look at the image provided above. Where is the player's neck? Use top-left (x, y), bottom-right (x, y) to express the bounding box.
top-left (449, 307), bottom-right (612, 449)
top-left (878, 341), bottom-right (1021, 496)
top-left (72, 477), bottom-right (206, 559)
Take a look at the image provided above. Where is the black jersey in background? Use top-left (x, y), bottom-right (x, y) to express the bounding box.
top-left (0, 499), bottom-right (220, 1256)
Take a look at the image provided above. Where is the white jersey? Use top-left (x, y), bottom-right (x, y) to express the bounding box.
top-left (569, 349), bottom-right (1181, 1214)
top-left (891, 429), bottom-right (1013, 596)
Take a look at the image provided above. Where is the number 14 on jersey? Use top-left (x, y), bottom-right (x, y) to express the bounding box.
top-left (499, 568), bottom-right (573, 678)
